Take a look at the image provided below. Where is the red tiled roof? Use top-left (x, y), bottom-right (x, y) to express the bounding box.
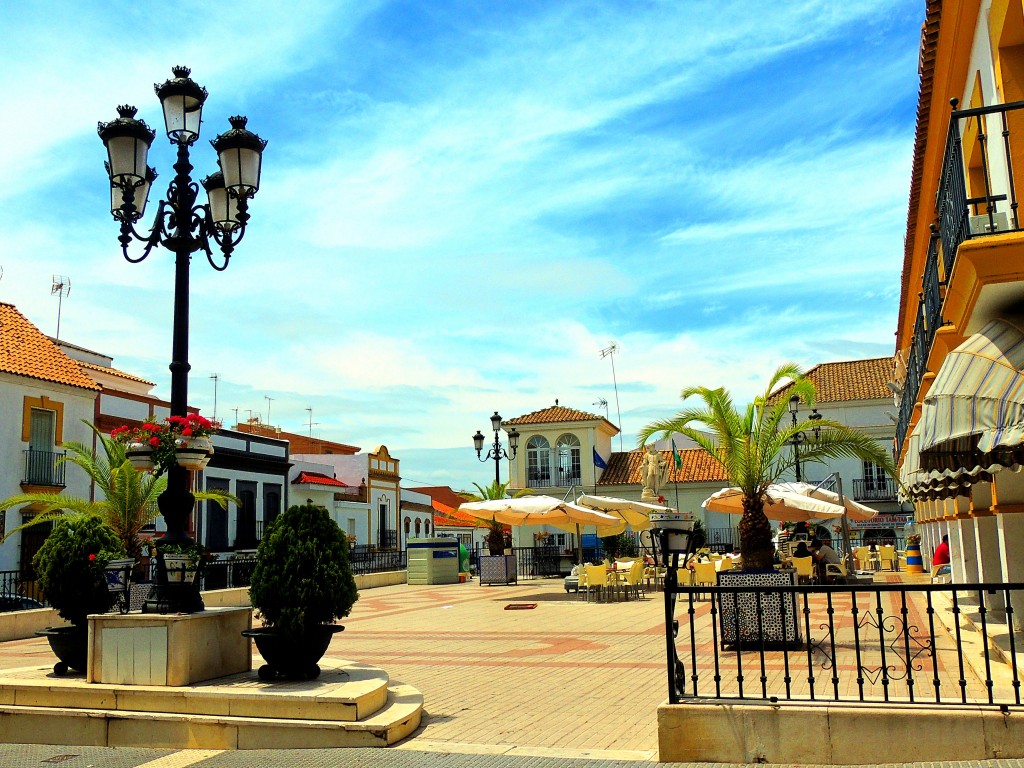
top-left (597, 448), bottom-right (728, 486)
top-left (771, 357), bottom-right (894, 404)
top-left (77, 359), bottom-right (155, 386)
top-left (0, 304), bottom-right (100, 391)
top-left (408, 486), bottom-right (471, 510)
top-left (292, 471), bottom-right (348, 488)
top-left (505, 404), bottom-right (619, 434)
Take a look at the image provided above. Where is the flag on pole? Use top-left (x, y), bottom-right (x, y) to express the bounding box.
top-left (671, 438), bottom-right (683, 470)
top-left (593, 447), bottom-right (608, 469)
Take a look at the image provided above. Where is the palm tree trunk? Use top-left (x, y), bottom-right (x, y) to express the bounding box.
top-left (739, 495), bottom-right (775, 571)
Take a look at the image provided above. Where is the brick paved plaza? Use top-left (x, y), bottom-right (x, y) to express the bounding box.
top-left (0, 572), bottom-right (1017, 766)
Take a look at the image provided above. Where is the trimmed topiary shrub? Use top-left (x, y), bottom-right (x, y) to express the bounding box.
top-left (34, 516), bottom-right (126, 627)
top-left (248, 500), bottom-right (358, 641)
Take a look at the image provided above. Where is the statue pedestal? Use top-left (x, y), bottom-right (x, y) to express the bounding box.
top-left (641, 489), bottom-right (659, 502)
top-left (87, 607), bottom-right (252, 686)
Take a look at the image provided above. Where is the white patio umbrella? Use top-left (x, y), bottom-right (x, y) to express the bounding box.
top-left (574, 494), bottom-right (662, 531)
top-left (771, 482), bottom-right (878, 522)
top-left (702, 486), bottom-right (847, 522)
top-left (458, 496), bottom-right (621, 565)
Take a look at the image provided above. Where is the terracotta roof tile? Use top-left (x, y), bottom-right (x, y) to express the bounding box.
top-left (292, 471), bottom-right (348, 488)
top-left (505, 404), bottom-right (619, 434)
top-left (76, 360), bottom-right (155, 387)
top-left (0, 304), bottom-right (100, 391)
top-left (772, 357), bottom-right (894, 404)
top-left (597, 448), bottom-right (727, 486)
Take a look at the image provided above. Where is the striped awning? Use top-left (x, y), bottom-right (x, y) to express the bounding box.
top-left (899, 423), bottom-right (980, 502)
top-left (918, 318), bottom-right (1024, 476)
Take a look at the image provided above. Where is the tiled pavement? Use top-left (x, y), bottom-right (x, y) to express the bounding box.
top-left (0, 573), bottom-right (1021, 767)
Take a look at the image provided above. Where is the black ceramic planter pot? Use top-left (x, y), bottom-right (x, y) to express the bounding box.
top-left (242, 625), bottom-right (343, 680)
top-left (35, 625), bottom-right (88, 676)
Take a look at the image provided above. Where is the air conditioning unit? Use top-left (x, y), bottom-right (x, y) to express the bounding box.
top-left (969, 211), bottom-right (1010, 235)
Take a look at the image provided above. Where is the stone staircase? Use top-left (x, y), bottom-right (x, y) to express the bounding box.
top-left (0, 657), bottom-right (422, 749)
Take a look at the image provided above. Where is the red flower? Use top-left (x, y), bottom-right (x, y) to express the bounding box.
top-left (181, 427), bottom-right (193, 436)
top-left (149, 436), bottom-right (161, 447)
top-left (88, 554), bottom-right (96, 562)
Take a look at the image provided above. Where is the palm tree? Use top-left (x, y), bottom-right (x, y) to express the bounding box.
top-left (464, 480), bottom-right (531, 555)
top-left (0, 423), bottom-right (234, 564)
top-left (638, 363), bottom-right (894, 571)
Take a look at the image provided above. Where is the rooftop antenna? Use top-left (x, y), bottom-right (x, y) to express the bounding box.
top-left (232, 406), bottom-right (240, 427)
top-left (51, 275), bottom-right (71, 341)
top-left (594, 397), bottom-right (609, 419)
top-left (599, 342), bottom-right (623, 451)
top-left (265, 396), bottom-right (274, 427)
top-left (305, 407), bottom-right (320, 439)
top-left (209, 374), bottom-right (219, 423)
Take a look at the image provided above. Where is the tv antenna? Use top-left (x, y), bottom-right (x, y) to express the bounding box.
top-left (265, 396), bottom-right (274, 427)
top-left (599, 342), bottom-right (624, 451)
top-left (593, 397), bottom-right (609, 419)
top-left (305, 407), bottom-right (320, 439)
top-left (51, 275), bottom-right (71, 341)
top-left (209, 374), bottom-right (219, 423)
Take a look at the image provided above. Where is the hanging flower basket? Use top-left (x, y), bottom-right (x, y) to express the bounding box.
top-left (104, 558), bottom-right (135, 593)
top-left (111, 414), bottom-right (217, 474)
top-left (163, 554), bottom-right (200, 584)
top-left (175, 435), bottom-right (213, 471)
top-left (125, 441), bottom-right (156, 471)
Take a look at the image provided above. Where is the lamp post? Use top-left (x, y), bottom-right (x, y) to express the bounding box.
top-left (98, 67), bottom-right (267, 614)
top-left (472, 412), bottom-right (520, 486)
top-left (787, 394), bottom-right (822, 483)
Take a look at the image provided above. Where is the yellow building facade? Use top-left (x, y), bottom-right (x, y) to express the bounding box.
top-left (898, 0), bottom-right (1024, 614)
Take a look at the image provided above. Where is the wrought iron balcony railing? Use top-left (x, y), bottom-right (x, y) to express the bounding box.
top-left (526, 471), bottom-right (552, 488)
top-left (851, 477), bottom-right (898, 502)
top-left (22, 449), bottom-right (66, 487)
top-left (898, 100), bottom-right (1024, 458)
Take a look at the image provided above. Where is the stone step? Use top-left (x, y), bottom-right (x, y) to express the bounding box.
top-left (0, 684), bottom-right (423, 749)
top-left (0, 658), bottom-right (389, 722)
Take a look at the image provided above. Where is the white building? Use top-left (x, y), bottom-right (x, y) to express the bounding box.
top-left (0, 304), bottom-right (100, 573)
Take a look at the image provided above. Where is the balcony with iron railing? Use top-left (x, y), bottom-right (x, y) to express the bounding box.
top-left (22, 449), bottom-right (66, 487)
top-left (896, 99), bottom-right (1024, 458)
top-left (851, 476), bottom-right (898, 502)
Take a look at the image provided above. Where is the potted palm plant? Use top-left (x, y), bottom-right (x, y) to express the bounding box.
top-left (244, 500), bottom-right (358, 680)
top-left (33, 515), bottom-right (126, 675)
top-left (639, 363), bottom-right (894, 644)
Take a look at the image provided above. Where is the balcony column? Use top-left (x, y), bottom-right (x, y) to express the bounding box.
top-left (994, 469), bottom-right (1024, 631)
top-left (971, 482), bottom-right (1006, 614)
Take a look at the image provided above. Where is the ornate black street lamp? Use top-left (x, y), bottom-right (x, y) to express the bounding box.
top-left (472, 412), bottom-right (520, 486)
top-left (788, 394), bottom-right (822, 483)
top-left (98, 67), bottom-right (266, 614)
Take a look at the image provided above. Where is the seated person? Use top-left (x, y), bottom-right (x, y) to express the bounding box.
top-left (792, 541), bottom-right (811, 559)
top-left (811, 538), bottom-right (841, 580)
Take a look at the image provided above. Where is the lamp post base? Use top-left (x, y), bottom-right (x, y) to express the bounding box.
top-left (142, 582), bottom-right (205, 615)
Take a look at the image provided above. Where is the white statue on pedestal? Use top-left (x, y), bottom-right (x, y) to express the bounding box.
top-left (640, 443), bottom-right (666, 501)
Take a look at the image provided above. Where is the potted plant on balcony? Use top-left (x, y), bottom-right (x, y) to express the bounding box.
top-left (33, 515), bottom-right (126, 675)
top-left (244, 500), bottom-right (358, 680)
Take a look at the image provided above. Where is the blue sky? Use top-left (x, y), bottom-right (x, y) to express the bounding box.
top-left (1, 1), bottom-right (922, 491)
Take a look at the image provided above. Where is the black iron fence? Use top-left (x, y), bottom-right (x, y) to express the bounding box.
top-left (350, 548), bottom-right (405, 574)
top-left (663, 577), bottom-right (1023, 707)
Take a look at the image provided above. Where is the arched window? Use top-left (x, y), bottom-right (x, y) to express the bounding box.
top-left (425, 520), bottom-right (431, 535)
top-left (527, 436), bottom-right (551, 487)
top-left (556, 434), bottom-right (582, 487)
top-left (415, 519), bottom-right (422, 535)
top-left (404, 517), bottom-right (411, 534)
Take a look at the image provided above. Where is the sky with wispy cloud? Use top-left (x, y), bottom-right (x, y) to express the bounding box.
top-left (1, 1), bottom-right (922, 490)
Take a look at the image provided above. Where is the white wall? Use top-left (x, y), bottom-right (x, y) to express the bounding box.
top-left (0, 374), bottom-right (97, 572)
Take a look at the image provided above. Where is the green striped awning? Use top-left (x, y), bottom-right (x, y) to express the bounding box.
top-left (918, 318), bottom-right (1024, 475)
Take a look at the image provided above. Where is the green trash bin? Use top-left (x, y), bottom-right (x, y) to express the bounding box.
top-left (459, 542), bottom-right (470, 574)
